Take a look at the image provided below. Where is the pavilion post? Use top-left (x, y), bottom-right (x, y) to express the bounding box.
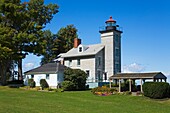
top-left (119, 79), bottom-right (121, 92)
top-left (165, 79), bottom-right (167, 82)
top-left (129, 79), bottom-right (132, 92)
top-left (109, 79), bottom-right (111, 88)
top-left (140, 79), bottom-right (143, 93)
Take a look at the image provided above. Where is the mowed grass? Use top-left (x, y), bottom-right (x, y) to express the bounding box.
top-left (0, 87), bottom-right (170, 113)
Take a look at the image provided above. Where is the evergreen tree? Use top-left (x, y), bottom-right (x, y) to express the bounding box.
top-left (41, 25), bottom-right (78, 65)
top-left (0, 0), bottom-right (59, 84)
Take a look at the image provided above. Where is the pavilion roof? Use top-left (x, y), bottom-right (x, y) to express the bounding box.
top-left (110, 72), bottom-right (167, 80)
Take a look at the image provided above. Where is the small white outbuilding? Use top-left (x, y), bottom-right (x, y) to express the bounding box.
top-left (24, 63), bottom-right (65, 88)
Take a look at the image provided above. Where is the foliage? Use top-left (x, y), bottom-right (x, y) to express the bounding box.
top-left (40, 79), bottom-right (49, 89)
top-left (40, 30), bottom-right (58, 65)
top-left (7, 80), bottom-right (23, 84)
top-left (143, 82), bottom-right (169, 99)
top-left (0, 0), bottom-right (59, 83)
top-left (63, 68), bottom-right (87, 90)
top-left (28, 79), bottom-right (35, 88)
top-left (62, 81), bottom-right (75, 91)
top-left (1, 87), bottom-right (170, 113)
top-left (121, 80), bottom-right (138, 92)
top-left (91, 86), bottom-right (116, 96)
top-left (41, 25), bottom-right (78, 65)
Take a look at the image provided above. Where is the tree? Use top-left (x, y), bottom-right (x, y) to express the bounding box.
top-left (40, 30), bottom-right (58, 65)
top-left (62, 68), bottom-right (87, 91)
top-left (41, 25), bottom-right (78, 65)
top-left (0, 0), bottom-right (59, 83)
top-left (56, 25), bottom-right (78, 55)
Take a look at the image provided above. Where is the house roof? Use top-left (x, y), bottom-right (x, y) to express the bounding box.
top-left (110, 72), bottom-right (167, 79)
top-left (24, 63), bottom-right (65, 75)
top-left (62, 44), bottom-right (105, 58)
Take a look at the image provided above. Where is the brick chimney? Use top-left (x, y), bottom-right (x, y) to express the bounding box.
top-left (74, 38), bottom-right (81, 48)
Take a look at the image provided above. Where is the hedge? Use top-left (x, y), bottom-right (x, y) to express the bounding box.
top-left (40, 79), bottom-right (49, 89)
top-left (28, 79), bottom-right (36, 88)
top-left (143, 82), bottom-right (169, 99)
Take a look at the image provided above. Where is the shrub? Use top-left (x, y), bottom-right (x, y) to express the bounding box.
top-left (91, 86), bottom-right (115, 96)
top-left (63, 68), bottom-right (87, 90)
top-left (28, 79), bottom-right (36, 88)
top-left (143, 82), bottom-right (169, 99)
top-left (62, 81), bottom-right (75, 91)
top-left (8, 80), bottom-right (23, 84)
top-left (40, 79), bottom-right (49, 89)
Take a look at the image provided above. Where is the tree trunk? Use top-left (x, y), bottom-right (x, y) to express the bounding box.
top-left (18, 58), bottom-right (23, 80)
top-left (0, 61), bottom-right (8, 85)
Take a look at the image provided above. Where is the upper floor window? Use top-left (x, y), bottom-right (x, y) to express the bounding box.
top-left (115, 48), bottom-right (119, 57)
top-left (77, 59), bottom-right (80, 66)
top-left (79, 47), bottom-right (82, 52)
top-left (86, 70), bottom-right (90, 77)
top-left (96, 57), bottom-right (101, 67)
top-left (69, 60), bottom-right (72, 67)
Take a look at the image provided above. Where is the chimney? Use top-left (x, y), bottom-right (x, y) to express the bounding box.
top-left (74, 38), bottom-right (81, 48)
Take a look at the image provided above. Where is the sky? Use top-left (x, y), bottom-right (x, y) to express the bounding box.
top-left (23, 0), bottom-right (170, 82)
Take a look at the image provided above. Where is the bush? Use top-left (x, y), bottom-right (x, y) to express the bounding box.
top-left (8, 80), bottom-right (23, 84)
top-left (40, 79), bottom-right (49, 89)
top-left (63, 68), bottom-right (87, 90)
top-left (28, 79), bottom-right (35, 88)
top-left (62, 81), bottom-right (75, 91)
top-left (91, 86), bottom-right (116, 96)
top-left (143, 82), bottom-right (169, 99)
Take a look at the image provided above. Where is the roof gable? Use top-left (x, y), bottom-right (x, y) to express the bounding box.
top-left (110, 72), bottom-right (167, 79)
top-left (24, 63), bottom-right (65, 75)
top-left (62, 44), bottom-right (105, 58)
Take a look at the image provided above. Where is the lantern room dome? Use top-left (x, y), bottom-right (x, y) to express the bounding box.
top-left (105, 16), bottom-right (116, 23)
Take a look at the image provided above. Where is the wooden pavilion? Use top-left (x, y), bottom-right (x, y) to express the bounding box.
top-left (109, 72), bottom-right (167, 92)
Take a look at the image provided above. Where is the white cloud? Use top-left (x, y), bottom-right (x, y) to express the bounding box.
top-left (123, 63), bottom-right (145, 73)
top-left (162, 72), bottom-right (170, 83)
top-left (23, 62), bottom-right (35, 72)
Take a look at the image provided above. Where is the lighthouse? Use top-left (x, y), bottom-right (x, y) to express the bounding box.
top-left (99, 16), bottom-right (123, 78)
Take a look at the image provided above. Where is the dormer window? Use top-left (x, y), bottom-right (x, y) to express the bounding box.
top-left (78, 44), bottom-right (88, 53)
top-left (79, 47), bottom-right (82, 52)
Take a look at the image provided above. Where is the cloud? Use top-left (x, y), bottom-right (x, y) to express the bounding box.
top-left (123, 63), bottom-right (145, 73)
top-left (163, 72), bottom-right (170, 83)
top-left (23, 62), bottom-right (35, 72)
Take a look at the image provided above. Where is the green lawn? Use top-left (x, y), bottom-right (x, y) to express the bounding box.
top-left (0, 87), bottom-right (170, 113)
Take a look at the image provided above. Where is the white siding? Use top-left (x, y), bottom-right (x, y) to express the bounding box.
top-left (64, 57), bottom-right (96, 82)
top-left (24, 72), bottom-right (64, 88)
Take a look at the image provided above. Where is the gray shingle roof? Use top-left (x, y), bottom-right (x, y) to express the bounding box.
top-left (110, 72), bottom-right (167, 79)
top-left (62, 44), bottom-right (105, 58)
top-left (24, 63), bottom-right (65, 75)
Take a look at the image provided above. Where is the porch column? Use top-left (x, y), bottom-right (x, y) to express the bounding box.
top-left (165, 79), bottom-right (167, 82)
top-left (140, 79), bottom-right (143, 93)
top-left (129, 79), bottom-right (132, 92)
top-left (109, 79), bottom-right (111, 88)
top-left (119, 79), bottom-right (121, 92)
top-left (160, 79), bottom-right (162, 82)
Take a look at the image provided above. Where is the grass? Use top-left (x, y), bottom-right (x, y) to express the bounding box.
top-left (0, 86), bottom-right (170, 113)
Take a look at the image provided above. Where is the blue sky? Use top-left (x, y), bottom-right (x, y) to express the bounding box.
top-left (23, 0), bottom-right (170, 81)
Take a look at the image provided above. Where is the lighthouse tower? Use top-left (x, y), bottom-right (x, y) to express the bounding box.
top-left (99, 16), bottom-right (123, 79)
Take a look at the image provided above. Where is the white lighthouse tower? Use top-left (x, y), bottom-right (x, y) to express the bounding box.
top-left (99, 16), bottom-right (123, 79)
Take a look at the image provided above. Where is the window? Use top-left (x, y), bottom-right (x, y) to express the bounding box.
top-left (77, 59), bottom-right (80, 66)
top-left (79, 47), bottom-right (82, 52)
top-left (69, 60), bottom-right (72, 67)
top-left (96, 57), bottom-right (101, 67)
top-left (86, 70), bottom-right (90, 77)
top-left (31, 74), bottom-right (34, 79)
top-left (46, 74), bottom-right (49, 80)
top-left (97, 71), bottom-right (101, 81)
top-left (115, 48), bottom-right (119, 57)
